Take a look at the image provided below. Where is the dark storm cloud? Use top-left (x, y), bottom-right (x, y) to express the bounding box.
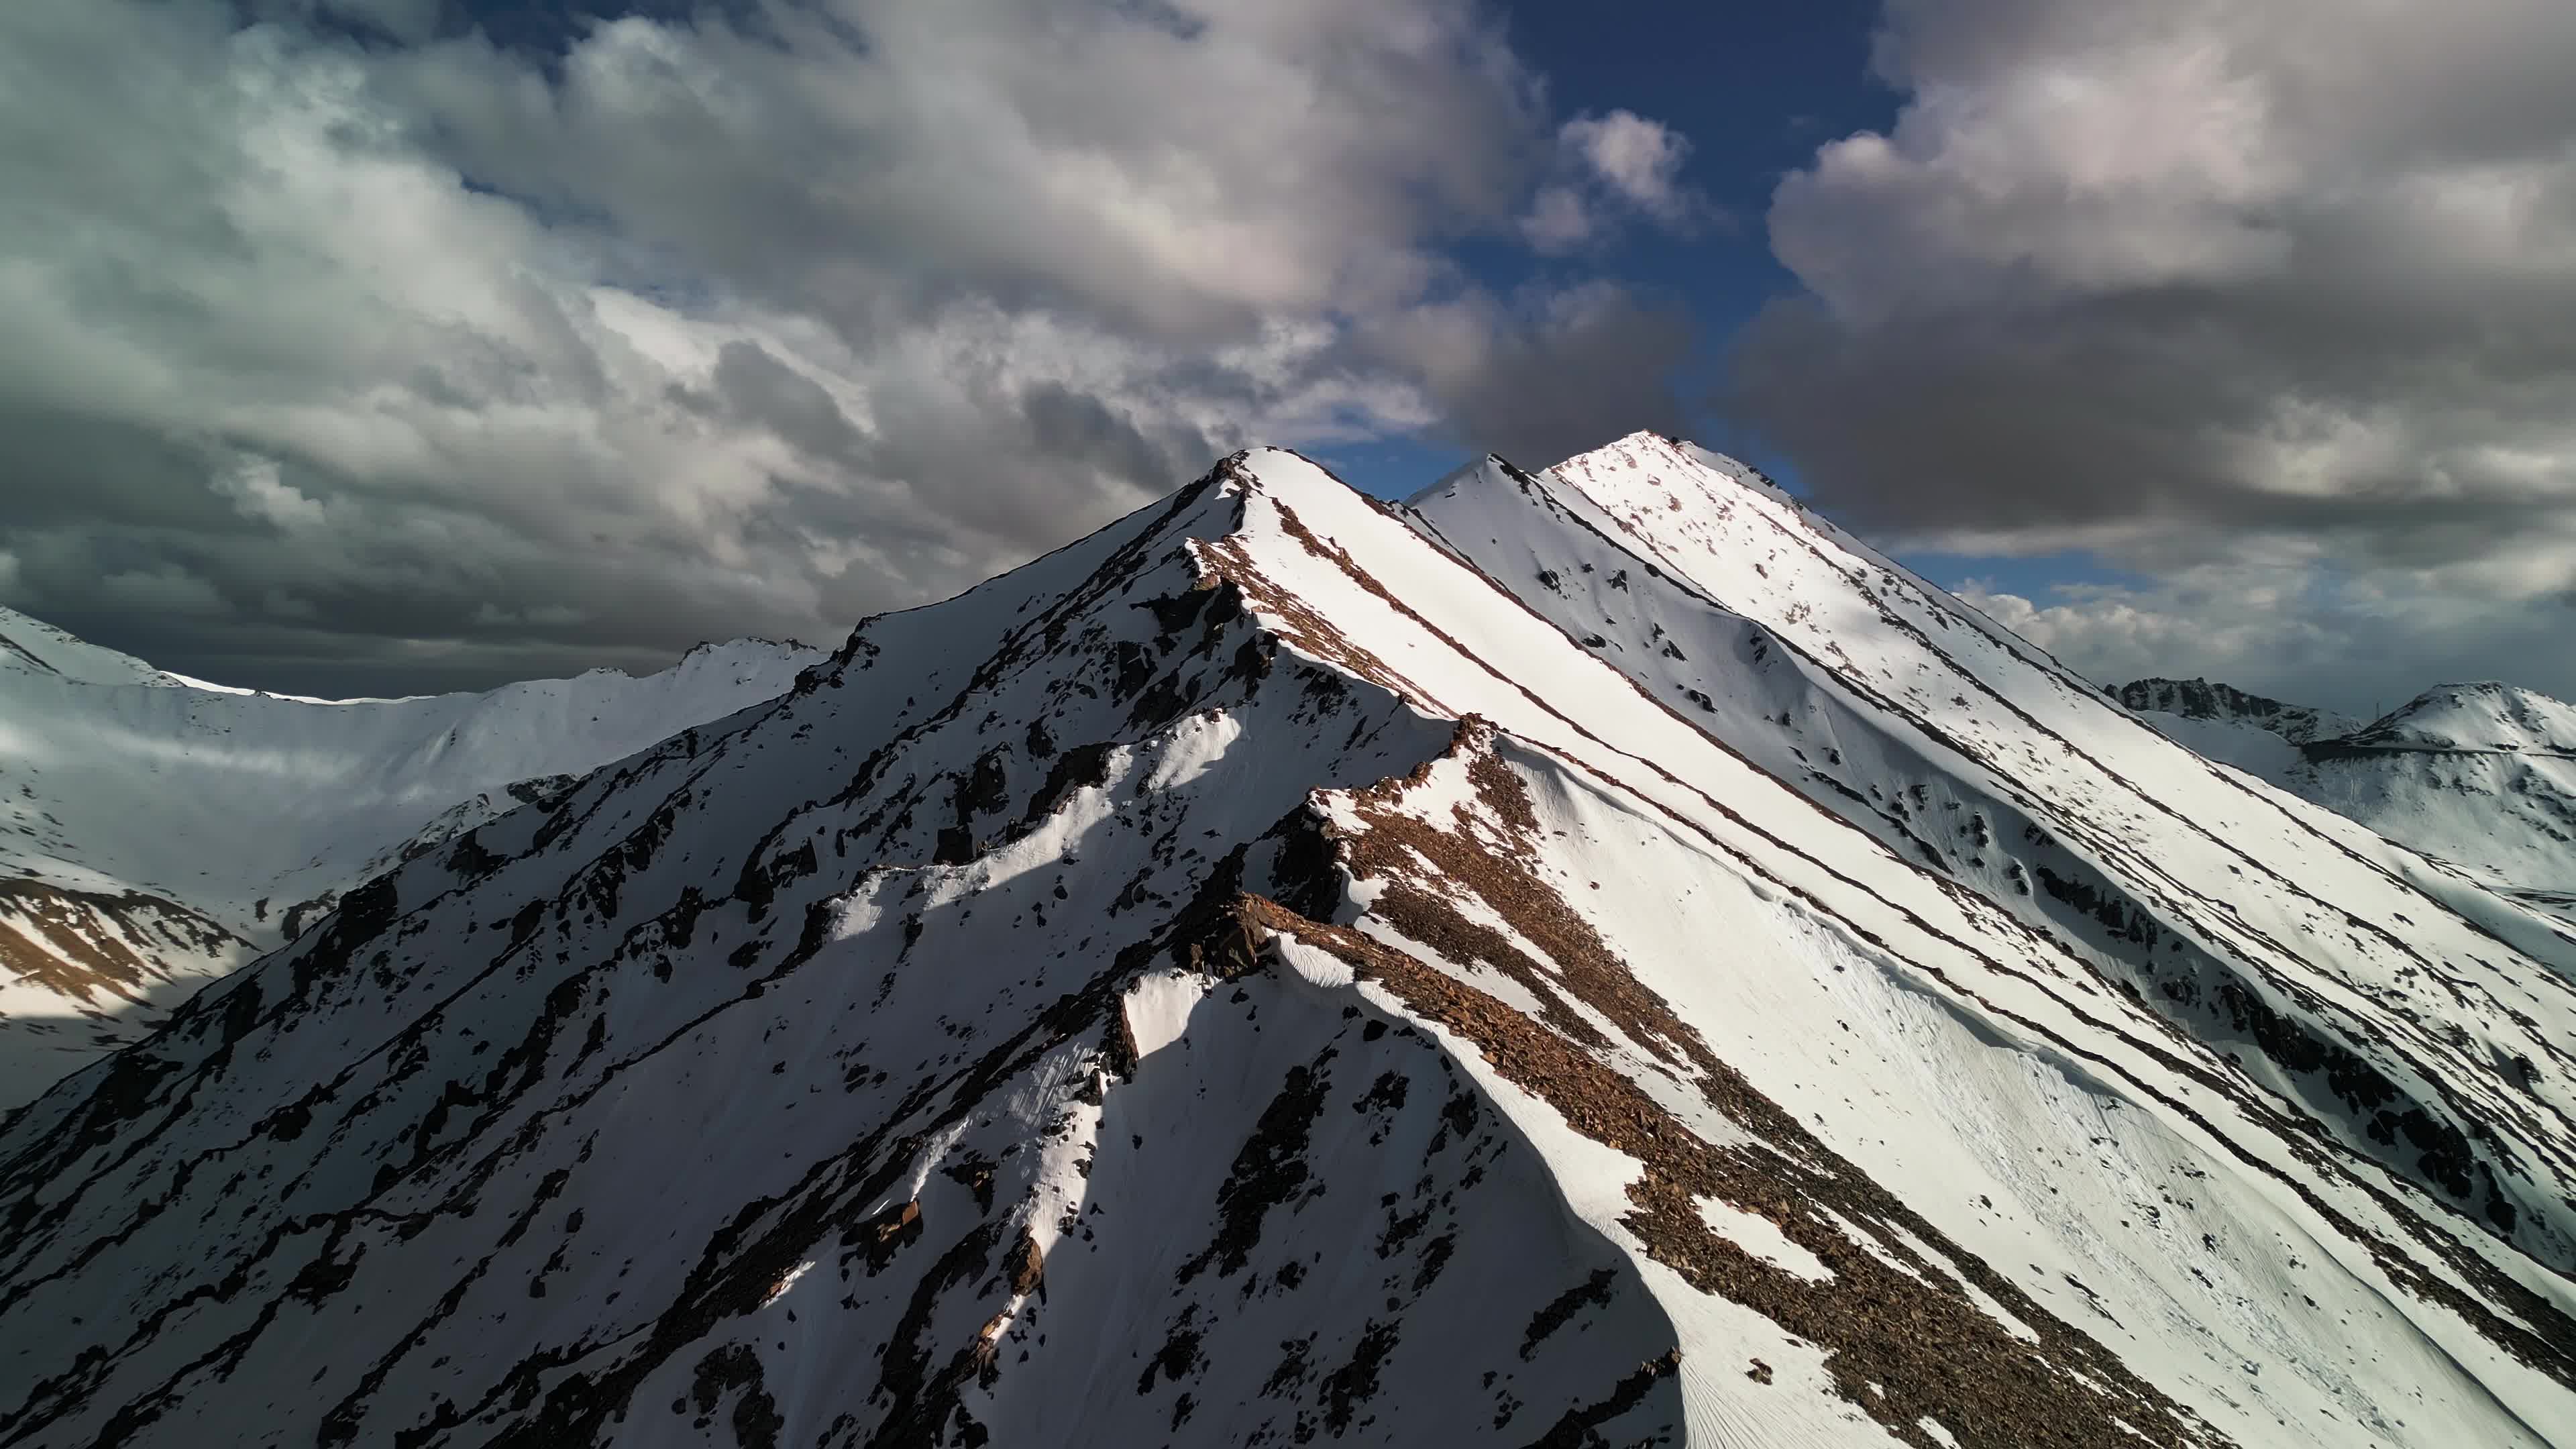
top-left (1734, 292), bottom-right (2576, 555)
top-left (1020, 383), bottom-right (1212, 502)
top-left (0, 0), bottom-right (1700, 694)
top-left (696, 341), bottom-right (871, 468)
top-left (386, 0), bottom-right (1549, 341)
top-left (1372, 282), bottom-right (1697, 469)
top-left (1729, 0), bottom-right (2576, 708)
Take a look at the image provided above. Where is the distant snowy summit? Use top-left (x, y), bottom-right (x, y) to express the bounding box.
top-left (4, 436), bottom-right (2571, 1448)
top-left (2324, 680), bottom-right (2576, 757)
top-left (2121, 673), bottom-right (2576, 922)
top-left (0, 605), bottom-right (821, 1107)
top-left (2112, 676), bottom-right (2360, 745)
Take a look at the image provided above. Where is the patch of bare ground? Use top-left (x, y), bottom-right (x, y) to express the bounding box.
top-left (0, 881), bottom-right (242, 1005)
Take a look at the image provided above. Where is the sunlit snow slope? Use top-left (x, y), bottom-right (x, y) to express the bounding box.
top-left (1, 444), bottom-right (2572, 1448)
top-left (0, 606), bottom-right (818, 1106)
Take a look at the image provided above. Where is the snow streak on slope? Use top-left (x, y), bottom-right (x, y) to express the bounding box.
top-left (0, 612), bottom-right (819, 1106)
top-left (1, 449), bottom-right (2572, 1448)
top-left (2126, 679), bottom-right (2576, 928)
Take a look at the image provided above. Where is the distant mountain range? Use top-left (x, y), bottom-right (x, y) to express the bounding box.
top-left (2121, 675), bottom-right (2576, 922)
top-left (0, 606), bottom-right (818, 1105)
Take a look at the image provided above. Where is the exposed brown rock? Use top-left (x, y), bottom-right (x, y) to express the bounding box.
top-left (1003, 1228), bottom-right (1044, 1297)
top-left (0, 879), bottom-right (243, 1005)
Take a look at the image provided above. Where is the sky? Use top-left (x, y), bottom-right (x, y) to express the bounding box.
top-left (5, 0), bottom-right (2576, 714)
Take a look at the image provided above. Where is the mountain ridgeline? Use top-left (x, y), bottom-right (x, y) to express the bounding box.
top-left (0, 612), bottom-right (819, 1108)
top-left (2112, 678), bottom-right (2361, 747)
top-left (1, 437), bottom-right (2572, 1448)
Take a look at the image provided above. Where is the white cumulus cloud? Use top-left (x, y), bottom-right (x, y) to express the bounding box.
top-left (1735, 0), bottom-right (2576, 707)
top-left (1519, 109), bottom-right (1702, 254)
top-left (0, 0), bottom-right (1693, 694)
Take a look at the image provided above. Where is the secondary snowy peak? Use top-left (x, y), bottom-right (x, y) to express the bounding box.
top-left (2334, 682), bottom-right (2576, 757)
top-left (1405, 433), bottom-right (2576, 1247)
top-left (1405, 427), bottom-right (2567, 942)
top-left (0, 607), bottom-right (185, 688)
top-left (0, 616), bottom-right (821, 1107)
top-left (2114, 677), bottom-right (2361, 745)
top-left (1, 446), bottom-right (2572, 1448)
top-left (1401, 452), bottom-right (1523, 509)
top-left (2300, 685), bottom-right (2576, 918)
top-left (2118, 677), bottom-right (2576, 923)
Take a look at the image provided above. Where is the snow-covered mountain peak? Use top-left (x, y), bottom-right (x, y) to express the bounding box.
top-left (2347, 681), bottom-right (2576, 755)
top-left (2, 443), bottom-right (2573, 1447)
top-left (1399, 451), bottom-right (1546, 509)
